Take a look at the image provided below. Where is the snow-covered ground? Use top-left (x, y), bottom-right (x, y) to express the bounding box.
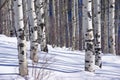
top-left (0, 35), bottom-right (120, 80)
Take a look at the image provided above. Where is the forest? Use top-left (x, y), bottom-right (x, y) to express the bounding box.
top-left (0, 0), bottom-right (120, 80)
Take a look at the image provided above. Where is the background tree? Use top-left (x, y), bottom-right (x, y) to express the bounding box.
top-left (27, 0), bottom-right (39, 62)
top-left (93, 0), bottom-right (102, 68)
top-left (108, 0), bottom-right (116, 54)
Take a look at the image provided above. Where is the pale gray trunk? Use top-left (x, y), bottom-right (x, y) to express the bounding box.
top-left (72, 0), bottom-right (76, 50)
top-left (22, 0), bottom-right (29, 41)
top-left (76, 0), bottom-right (79, 50)
top-left (14, 0), bottom-right (28, 76)
top-left (35, 0), bottom-right (42, 44)
top-left (85, 0), bottom-right (95, 72)
top-left (103, 0), bottom-right (109, 53)
top-left (40, 0), bottom-right (48, 52)
top-left (82, 0), bottom-right (88, 50)
top-left (27, 0), bottom-right (39, 62)
top-left (93, 0), bottom-right (102, 68)
top-left (108, 0), bottom-right (116, 54)
top-left (8, 0), bottom-right (14, 37)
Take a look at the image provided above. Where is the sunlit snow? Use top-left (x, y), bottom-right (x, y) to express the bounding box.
top-left (0, 35), bottom-right (120, 80)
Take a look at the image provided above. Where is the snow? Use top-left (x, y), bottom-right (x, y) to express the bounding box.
top-left (0, 35), bottom-right (120, 80)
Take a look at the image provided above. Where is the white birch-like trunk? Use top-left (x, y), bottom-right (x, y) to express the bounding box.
top-left (85, 0), bottom-right (95, 72)
top-left (35, 0), bottom-right (42, 44)
top-left (72, 0), bottom-right (76, 50)
top-left (40, 0), bottom-right (48, 52)
top-left (14, 0), bottom-right (28, 76)
top-left (22, 0), bottom-right (29, 41)
top-left (27, 0), bottom-right (38, 62)
top-left (35, 0), bottom-right (48, 52)
top-left (76, 0), bottom-right (80, 50)
top-left (93, 0), bottom-right (102, 68)
top-left (108, 0), bottom-right (116, 54)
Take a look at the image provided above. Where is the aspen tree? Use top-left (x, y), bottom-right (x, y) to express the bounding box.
top-left (72, 0), bottom-right (76, 50)
top-left (14, 0), bottom-right (28, 76)
top-left (103, 0), bottom-right (109, 53)
top-left (27, 0), bottom-right (38, 62)
top-left (85, 0), bottom-right (95, 72)
top-left (8, 0), bottom-right (14, 37)
top-left (22, 0), bottom-right (29, 41)
top-left (93, 0), bottom-right (102, 68)
top-left (108, 0), bottom-right (116, 54)
top-left (35, 0), bottom-right (42, 44)
top-left (40, 0), bottom-right (48, 52)
top-left (82, 0), bottom-right (88, 50)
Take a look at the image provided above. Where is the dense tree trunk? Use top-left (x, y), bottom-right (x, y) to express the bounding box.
top-left (14, 0), bottom-right (28, 76)
top-left (27, 0), bottom-right (39, 62)
top-left (40, 0), bottom-right (48, 52)
top-left (108, 0), bottom-right (116, 54)
top-left (103, 0), bottom-right (109, 53)
top-left (22, 0), bottom-right (29, 41)
top-left (85, 0), bottom-right (95, 72)
top-left (72, 0), bottom-right (76, 50)
top-left (82, 0), bottom-right (87, 50)
top-left (93, 0), bottom-right (102, 68)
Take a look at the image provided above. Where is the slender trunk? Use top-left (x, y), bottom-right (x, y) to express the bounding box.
top-left (103, 0), bottom-right (109, 53)
top-left (40, 0), bottom-right (48, 52)
top-left (108, 0), bottom-right (116, 54)
top-left (22, 0), bottom-right (29, 41)
top-left (79, 0), bottom-right (83, 50)
top-left (27, 0), bottom-right (38, 62)
top-left (85, 0), bottom-right (95, 72)
top-left (14, 0), bottom-right (28, 76)
top-left (72, 0), bottom-right (76, 50)
top-left (82, 0), bottom-right (87, 50)
top-left (93, 0), bottom-right (102, 68)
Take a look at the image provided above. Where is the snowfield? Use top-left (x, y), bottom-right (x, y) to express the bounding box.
top-left (0, 35), bottom-right (120, 80)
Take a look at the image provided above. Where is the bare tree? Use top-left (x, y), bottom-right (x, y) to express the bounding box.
top-left (13, 0), bottom-right (28, 76)
top-left (93, 0), bottom-right (102, 68)
top-left (108, 0), bottom-right (116, 54)
top-left (85, 0), bottom-right (95, 72)
top-left (103, 0), bottom-right (109, 53)
top-left (40, 0), bottom-right (48, 52)
top-left (27, 0), bottom-right (39, 62)
top-left (72, 0), bottom-right (77, 50)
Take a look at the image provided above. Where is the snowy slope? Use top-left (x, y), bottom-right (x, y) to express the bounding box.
top-left (0, 35), bottom-right (120, 80)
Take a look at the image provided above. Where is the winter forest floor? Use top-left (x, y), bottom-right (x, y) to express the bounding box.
top-left (0, 35), bottom-right (120, 80)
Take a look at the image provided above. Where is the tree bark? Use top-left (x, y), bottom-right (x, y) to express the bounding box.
top-left (93, 0), bottom-right (102, 68)
top-left (14, 0), bottom-right (28, 76)
top-left (85, 0), bottom-right (95, 72)
top-left (27, 0), bottom-right (39, 62)
top-left (108, 0), bottom-right (116, 54)
top-left (40, 0), bottom-right (48, 52)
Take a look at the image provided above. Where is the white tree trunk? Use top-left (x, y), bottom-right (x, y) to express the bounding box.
top-left (108, 0), bottom-right (116, 54)
top-left (40, 0), bottom-right (48, 52)
top-left (85, 0), bottom-right (95, 72)
top-left (14, 0), bottom-right (28, 76)
top-left (22, 0), bottom-right (29, 41)
top-left (35, 0), bottom-right (42, 44)
top-left (27, 0), bottom-right (38, 62)
top-left (72, 0), bottom-right (76, 50)
top-left (93, 0), bottom-right (102, 68)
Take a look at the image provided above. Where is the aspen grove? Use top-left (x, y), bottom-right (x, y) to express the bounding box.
top-left (0, 0), bottom-right (120, 78)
